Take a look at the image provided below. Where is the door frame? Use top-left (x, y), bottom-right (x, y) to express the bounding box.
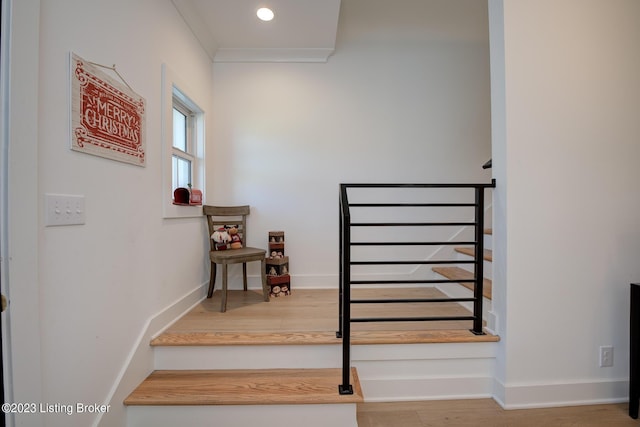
top-left (1, 1), bottom-right (43, 426)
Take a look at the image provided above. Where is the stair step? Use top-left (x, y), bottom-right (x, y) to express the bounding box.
top-left (432, 266), bottom-right (492, 300)
top-left (152, 331), bottom-right (340, 346)
top-left (124, 368), bottom-right (363, 406)
top-left (152, 329), bottom-right (499, 347)
top-left (484, 228), bottom-right (492, 235)
top-left (455, 247), bottom-right (492, 262)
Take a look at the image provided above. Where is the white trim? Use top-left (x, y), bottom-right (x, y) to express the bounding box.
top-left (492, 377), bottom-right (629, 410)
top-left (0, 0), bottom-right (13, 416)
top-left (161, 63), bottom-right (206, 219)
top-left (95, 282), bottom-right (207, 427)
top-left (214, 48), bottom-right (335, 63)
top-left (2, 1), bottom-right (43, 425)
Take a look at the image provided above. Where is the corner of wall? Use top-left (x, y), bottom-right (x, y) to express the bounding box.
top-left (94, 282), bottom-right (207, 427)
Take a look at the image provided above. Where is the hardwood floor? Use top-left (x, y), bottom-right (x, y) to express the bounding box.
top-left (153, 287), bottom-right (498, 346)
top-left (147, 288), bottom-right (634, 425)
top-left (357, 400), bottom-right (637, 427)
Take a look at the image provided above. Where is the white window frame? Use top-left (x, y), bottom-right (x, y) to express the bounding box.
top-left (172, 95), bottom-right (196, 191)
top-left (161, 63), bottom-right (205, 218)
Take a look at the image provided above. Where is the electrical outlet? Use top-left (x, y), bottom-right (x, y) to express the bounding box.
top-left (599, 346), bottom-right (614, 367)
top-left (45, 194), bottom-right (86, 226)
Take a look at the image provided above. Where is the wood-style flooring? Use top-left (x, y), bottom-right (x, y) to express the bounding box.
top-left (357, 400), bottom-right (637, 427)
top-left (144, 287), bottom-right (635, 425)
top-left (125, 368), bottom-right (363, 406)
top-left (153, 287), bottom-right (498, 346)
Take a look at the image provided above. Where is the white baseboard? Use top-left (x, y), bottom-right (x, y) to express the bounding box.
top-left (95, 282), bottom-right (208, 427)
top-left (484, 310), bottom-right (498, 335)
top-left (493, 377), bottom-right (629, 409)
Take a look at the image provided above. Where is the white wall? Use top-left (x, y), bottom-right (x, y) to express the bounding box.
top-left (33, 1), bottom-right (213, 426)
top-left (490, 0), bottom-right (640, 408)
top-left (209, 0), bottom-right (493, 288)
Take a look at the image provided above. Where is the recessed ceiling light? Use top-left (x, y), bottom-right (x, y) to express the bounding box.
top-left (257, 7), bottom-right (274, 22)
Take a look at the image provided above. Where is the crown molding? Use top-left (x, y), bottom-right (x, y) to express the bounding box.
top-left (213, 48), bottom-right (335, 63)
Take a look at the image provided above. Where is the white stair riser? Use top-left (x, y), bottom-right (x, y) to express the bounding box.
top-left (154, 345), bottom-right (341, 370)
top-left (361, 376), bottom-right (494, 401)
top-left (353, 342), bottom-right (497, 401)
top-left (128, 403), bottom-right (358, 427)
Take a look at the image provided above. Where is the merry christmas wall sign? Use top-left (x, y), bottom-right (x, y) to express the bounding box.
top-left (71, 53), bottom-right (146, 166)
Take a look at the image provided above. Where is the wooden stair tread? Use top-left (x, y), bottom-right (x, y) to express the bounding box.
top-left (124, 368), bottom-right (363, 406)
top-left (432, 266), bottom-right (492, 300)
top-left (484, 228), bottom-right (493, 235)
top-left (151, 331), bottom-right (340, 346)
top-left (151, 329), bottom-right (499, 346)
top-left (455, 247), bottom-right (492, 261)
top-left (350, 329), bottom-right (498, 344)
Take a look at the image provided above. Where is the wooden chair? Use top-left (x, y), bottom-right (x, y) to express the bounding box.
top-left (203, 205), bottom-right (270, 312)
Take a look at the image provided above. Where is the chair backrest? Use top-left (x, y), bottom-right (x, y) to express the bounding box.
top-left (203, 205), bottom-right (251, 251)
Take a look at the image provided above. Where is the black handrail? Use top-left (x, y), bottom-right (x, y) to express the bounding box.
top-left (337, 180), bottom-right (496, 395)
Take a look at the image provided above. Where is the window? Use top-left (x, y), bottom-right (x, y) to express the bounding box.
top-left (172, 97), bottom-right (195, 191)
top-left (162, 64), bottom-right (205, 218)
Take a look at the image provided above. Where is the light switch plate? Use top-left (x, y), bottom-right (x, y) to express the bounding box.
top-left (45, 194), bottom-right (85, 226)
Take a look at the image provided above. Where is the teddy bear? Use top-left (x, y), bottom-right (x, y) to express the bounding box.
top-left (211, 227), bottom-right (230, 250)
top-left (227, 225), bottom-right (243, 249)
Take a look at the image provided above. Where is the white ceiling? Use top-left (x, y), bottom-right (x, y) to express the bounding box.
top-left (171, 0), bottom-right (342, 62)
top-left (171, 0), bottom-right (489, 63)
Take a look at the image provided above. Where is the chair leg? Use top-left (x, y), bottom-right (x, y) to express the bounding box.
top-left (260, 258), bottom-right (270, 302)
top-left (242, 263), bottom-right (248, 291)
top-left (221, 264), bottom-right (228, 312)
top-left (207, 262), bottom-right (217, 298)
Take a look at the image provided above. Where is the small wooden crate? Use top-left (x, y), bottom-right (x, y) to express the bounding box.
top-left (268, 231), bottom-right (285, 257)
top-left (269, 231), bottom-right (285, 243)
top-left (266, 256), bottom-right (289, 276)
top-left (267, 275), bottom-right (291, 297)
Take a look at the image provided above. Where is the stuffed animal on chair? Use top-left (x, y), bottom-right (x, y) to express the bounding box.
top-left (228, 225), bottom-right (243, 249)
top-left (211, 227), bottom-right (230, 250)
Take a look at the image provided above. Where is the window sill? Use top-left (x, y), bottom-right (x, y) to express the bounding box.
top-left (163, 203), bottom-right (203, 219)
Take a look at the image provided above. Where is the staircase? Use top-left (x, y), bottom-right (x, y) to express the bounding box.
top-left (433, 228), bottom-right (495, 332)
top-left (122, 181), bottom-right (499, 425)
top-left (125, 367), bottom-right (362, 427)
top-left (123, 288), bottom-right (499, 426)
top-left (124, 332), bottom-right (364, 427)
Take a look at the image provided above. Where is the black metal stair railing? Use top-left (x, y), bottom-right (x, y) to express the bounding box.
top-left (337, 180), bottom-right (496, 395)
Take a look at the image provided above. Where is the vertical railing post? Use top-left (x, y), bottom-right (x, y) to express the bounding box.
top-left (337, 194), bottom-right (343, 339)
top-left (471, 186), bottom-right (486, 335)
top-left (339, 185), bottom-right (353, 395)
